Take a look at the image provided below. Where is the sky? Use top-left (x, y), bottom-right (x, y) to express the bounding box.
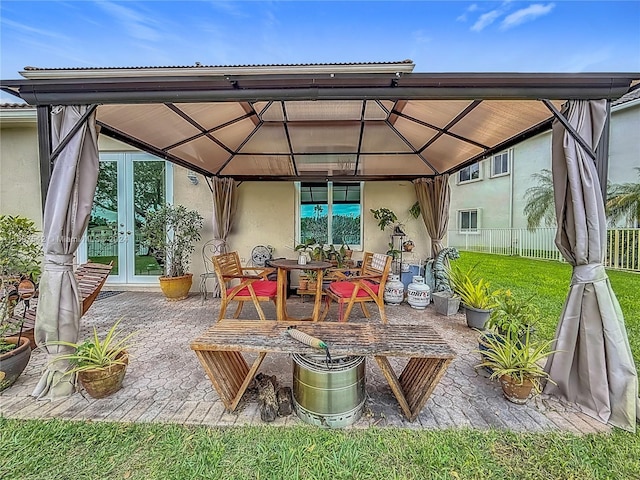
top-left (1, 1), bottom-right (639, 103)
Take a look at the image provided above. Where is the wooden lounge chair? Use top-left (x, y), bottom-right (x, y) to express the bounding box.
top-left (320, 252), bottom-right (392, 323)
top-left (213, 251), bottom-right (277, 322)
top-left (3, 261), bottom-right (113, 346)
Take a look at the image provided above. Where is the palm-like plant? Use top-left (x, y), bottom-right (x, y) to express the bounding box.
top-left (606, 168), bottom-right (640, 227)
top-left (523, 169), bottom-right (556, 231)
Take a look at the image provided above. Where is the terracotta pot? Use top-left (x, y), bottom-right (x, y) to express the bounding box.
top-left (159, 273), bottom-right (193, 301)
top-left (499, 374), bottom-right (534, 404)
top-left (78, 352), bottom-right (129, 399)
top-left (0, 336), bottom-right (32, 391)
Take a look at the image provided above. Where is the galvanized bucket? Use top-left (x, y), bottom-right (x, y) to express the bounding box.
top-left (292, 353), bottom-right (366, 428)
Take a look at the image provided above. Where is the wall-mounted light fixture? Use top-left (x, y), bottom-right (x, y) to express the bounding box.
top-left (187, 170), bottom-right (199, 185)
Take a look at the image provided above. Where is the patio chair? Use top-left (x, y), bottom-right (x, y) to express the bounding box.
top-left (212, 251), bottom-right (277, 322)
top-left (320, 252), bottom-right (392, 323)
top-left (3, 261), bottom-right (113, 346)
top-left (199, 239), bottom-right (224, 304)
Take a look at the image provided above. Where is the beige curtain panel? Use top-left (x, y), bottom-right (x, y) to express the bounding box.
top-left (33, 105), bottom-right (100, 401)
top-left (414, 175), bottom-right (451, 259)
top-left (207, 177), bottom-right (238, 297)
top-left (544, 99), bottom-right (639, 432)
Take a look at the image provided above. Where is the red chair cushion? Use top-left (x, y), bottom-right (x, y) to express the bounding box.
top-left (329, 280), bottom-right (379, 299)
top-left (229, 280), bottom-right (277, 297)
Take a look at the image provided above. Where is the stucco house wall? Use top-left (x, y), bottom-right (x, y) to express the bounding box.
top-left (0, 109), bottom-right (42, 228)
top-left (448, 95), bottom-right (640, 238)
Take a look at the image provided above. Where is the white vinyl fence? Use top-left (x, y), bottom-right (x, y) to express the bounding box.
top-left (448, 227), bottom-right (639, 272)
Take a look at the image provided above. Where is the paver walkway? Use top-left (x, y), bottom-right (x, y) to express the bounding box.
top-left (1, 291), bottom-right (609, 433)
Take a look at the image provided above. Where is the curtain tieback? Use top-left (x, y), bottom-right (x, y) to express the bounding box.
top-left (44, 254), bottom-right (74, 272)
top-left (571, 263), bottom-right (607, 285)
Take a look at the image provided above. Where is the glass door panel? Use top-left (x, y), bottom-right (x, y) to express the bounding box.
top-left (79, 153), bottom-right (172, 285)
top-left (130, 158), bottom-right (167, 279)
top-left (86, 158), bottom-right (126, 282)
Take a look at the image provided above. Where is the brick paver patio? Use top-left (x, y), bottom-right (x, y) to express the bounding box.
top-left (1, 291), bottom-right (609, 433)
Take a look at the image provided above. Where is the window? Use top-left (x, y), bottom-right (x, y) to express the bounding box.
top-left (492, 152), bottom-right (509, 177)
top-left (459, 163), bottom-right (480, 183)
top-left (298, 182), bottom-right (362, 247)
top-left (459, 209), bottom-right (479, 233)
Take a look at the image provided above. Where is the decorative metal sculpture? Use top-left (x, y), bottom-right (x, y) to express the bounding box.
top-left (432, 247), bottom-right (460, 293)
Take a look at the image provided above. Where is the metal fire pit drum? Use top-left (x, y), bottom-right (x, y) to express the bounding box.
top-left (292, 353), bottom-right (365, 428)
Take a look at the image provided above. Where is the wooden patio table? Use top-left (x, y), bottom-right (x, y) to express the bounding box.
top-left (268, 259), bottom-right (332, 322)
top-left (190, 320), bottom-right (455, 421)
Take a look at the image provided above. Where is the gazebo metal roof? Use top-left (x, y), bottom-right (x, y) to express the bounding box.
top-left (2, 62), bottom-right (638, 182)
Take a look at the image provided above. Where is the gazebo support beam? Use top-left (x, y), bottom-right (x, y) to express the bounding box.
top-left (37, 105), bottom-right (52, 213)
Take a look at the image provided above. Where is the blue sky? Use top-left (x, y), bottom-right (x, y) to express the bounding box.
top-left (1, 1), bottom-right (639, 102)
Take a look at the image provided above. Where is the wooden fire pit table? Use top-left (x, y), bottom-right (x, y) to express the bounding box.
top-left (191, 320), bottom-right (455, 422)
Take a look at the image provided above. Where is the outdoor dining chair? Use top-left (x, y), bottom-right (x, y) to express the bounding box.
top-left (199, 239), bottom-right (223, 304)
top-left (320, 252), bottom-right (392, 323)
top-left (212, 251), bottom-right (277, 322)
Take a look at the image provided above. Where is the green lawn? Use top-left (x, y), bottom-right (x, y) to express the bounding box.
top-left (2, 253), bottom-right (639, 479)
top-left (1, 419), bottom-right (639, 480)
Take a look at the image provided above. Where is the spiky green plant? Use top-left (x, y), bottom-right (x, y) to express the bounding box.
top-left (487, 289), bottom-right (539, 339)
top-left (447, 263), bottom-right (498, 310)
top-left (47, 318), bottom-right (136, 375)
top-left (476, 329), bottom-right (557, 393)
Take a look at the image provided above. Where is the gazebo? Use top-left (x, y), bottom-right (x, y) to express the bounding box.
top-left (2, 61), bottom-right (638, 431)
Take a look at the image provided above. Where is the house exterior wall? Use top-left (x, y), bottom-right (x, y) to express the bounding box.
top-left (448, 98), bottom-right (640, 238)
top-left (609, 100), bottom-right (640, 185)
top-left (0, 117), bottom-right (42, 228)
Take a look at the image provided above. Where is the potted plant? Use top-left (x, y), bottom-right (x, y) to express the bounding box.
top-left (0, 284), bottom-right (33, 391)
top-left (386, 242), bottom-right (402, 261)
top-left (448, 264), bottom-right (498, 329)
top-left (370, 207), bottom-right (399, 232)
top-left (371, 204), bottom-right (421, 235)
top-left (0, 215), bottom-right (42, 390)
top-left (140, 204), bottom-right (203, 300)
top-left (294, 238), bottom-right (316, 264)
top-left (487, 290), bottom-right (538, 341)
top-left (47, 318), bottom-right (136, 399)
top-left (476, 329), bottom-right (556, 404)
top-left (340, 244), bottom-right (353, 262)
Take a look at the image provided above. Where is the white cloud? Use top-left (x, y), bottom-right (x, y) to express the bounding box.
top-left (412, 29), bottom-right (431, 45)
top-left (457, 3), bottom-right (479, 22)
top-left (471, 9), bottom-right (502, 32)
top-left (0, 18), bottom-right (70, 40)
top-left (94, 1), bottom-right (162, 42)
top-left (500, 3), bottom-right (555, 30)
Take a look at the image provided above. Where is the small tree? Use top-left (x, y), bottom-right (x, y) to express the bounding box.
top-left (607, 168), bottom-right (640, 227)
top-left (140, 205), bottom-right (203, 278)
top-left (523, 169), bottom-right (556, 231)
top-left (0, 215), bottom-right (43, 280)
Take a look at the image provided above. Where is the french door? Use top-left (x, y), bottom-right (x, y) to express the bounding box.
top-left (79, 153), bottom-right (173, 284)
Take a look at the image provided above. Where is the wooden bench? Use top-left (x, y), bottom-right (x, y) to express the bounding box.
top-left (190, 320), bottom-right (455, 422)
top-left (4, 261), bottom-right (113, 345)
